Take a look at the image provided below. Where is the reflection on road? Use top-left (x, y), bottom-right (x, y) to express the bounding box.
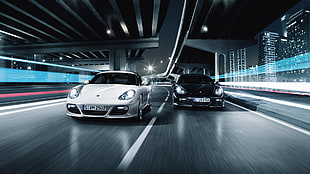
top-left (177, 112), bottom-right (185, 139)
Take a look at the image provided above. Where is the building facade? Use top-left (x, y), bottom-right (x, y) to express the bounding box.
top-left (258, 31), bottom-right (279, 82)
top-left (229, 48), bottom-right (246, 82)
top-left (282, 7), bottom-right (310, 82)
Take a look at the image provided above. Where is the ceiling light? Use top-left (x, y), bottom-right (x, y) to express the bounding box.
top-left (106, 29), bottom-right (112, 35)
top-left (0, 29), bottom-right (24, 39)
top-left (202, 26), bottom-right (208, 33)
top-left (147, 65), bottom-right (153, 71)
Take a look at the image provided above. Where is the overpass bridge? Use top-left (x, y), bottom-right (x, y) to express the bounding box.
top-left (0, 0), bottom-right (300, 77)
top-left (0, 0), bottom-right (169, 72)
top-left (165, 0), bottom-right (300, 80)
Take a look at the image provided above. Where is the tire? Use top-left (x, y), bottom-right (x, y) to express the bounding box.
top-left (214, 107), bottom-right (224, 111)
top-left (146, 95), bottom-right (152, 112)
top-left (137, 95), bottom-right (143, 121)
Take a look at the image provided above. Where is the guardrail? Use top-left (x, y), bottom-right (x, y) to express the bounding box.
top-left (221, 82), bottom-right (310, 96)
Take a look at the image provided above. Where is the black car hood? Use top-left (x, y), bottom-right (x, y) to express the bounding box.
top-left (178, 83), bottom-right (216, 96)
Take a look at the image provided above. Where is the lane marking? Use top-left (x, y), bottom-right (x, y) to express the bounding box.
top-left (0, 101), bottom-right (65, 116)
top-left (0, 90), bottom-right (70, 98)
top-left (157, 102), bottom-right (166, 113)
top-left (117, 117), bottom-right (157, 171)
top-left (226, 100), bottom-right (310, 136)
top-left (157, 87), bottom-right (170, 114)
top-left (226, 91), bottom-right (310, 110)
top-left (0, 98), bottom-right (67, 111)
top-left (117, 86), bottom-right (170, 171)
top-left (164, 93), bottom-right (170, 102)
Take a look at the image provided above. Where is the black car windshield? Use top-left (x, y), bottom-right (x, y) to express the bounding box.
top-left (90, 73), bottom-right (138, 85)
top-left (178, 75), bottom-right (214, 84)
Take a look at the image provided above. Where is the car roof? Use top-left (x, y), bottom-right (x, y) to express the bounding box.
top-left (179, 74), bottom-right (209, 77)
top-left (96, 71), bottom-right (139, 76)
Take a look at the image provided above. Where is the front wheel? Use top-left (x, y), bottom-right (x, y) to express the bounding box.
top-left (137, 95), bottom-right (143, 121)
top-left (146, 95), bottom-right (152, 112)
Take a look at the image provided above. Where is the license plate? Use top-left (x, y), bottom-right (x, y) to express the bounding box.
top-left (82, 105), bottom-right (106, 111)
top-left (192, 98), bottom-right (210, 103)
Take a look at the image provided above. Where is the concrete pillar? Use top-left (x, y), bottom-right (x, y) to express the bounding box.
top-left (0, 59), bottom-right (5, 83)
top-left (222, 53), bottom-right (227, 81)
top-left (33, 54), bottom-right (44, 70)
top-left (215, 52), bottom-right (219, 81)
top-left (128, 61), bottom-right (137, 72)
top-left (183, 67), bottom-right (190, 74)
top-left (109, 49), bottom-right (126, 71)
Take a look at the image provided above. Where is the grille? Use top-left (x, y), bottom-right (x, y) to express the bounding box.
top-left (82, 110), bottom-right (108, 115)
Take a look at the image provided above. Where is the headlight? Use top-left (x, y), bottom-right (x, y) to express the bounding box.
top-left (69, 88), bottom-right (79, 99)
top-left (214, 87), bottom-right (224, 96)
top-left (119, 90), bottom-right (136, 100)
top-left (175, 86), bottom-right (187, 95)
top-left (68, 85), bottom-right (83, 99)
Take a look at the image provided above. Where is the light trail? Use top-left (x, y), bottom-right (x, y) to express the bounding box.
top-left (0, 90), bottom-right (70, 98)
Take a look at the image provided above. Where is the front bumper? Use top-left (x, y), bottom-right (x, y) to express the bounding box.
top-left (173, 95), bottom-right (224, 108)
top-left (66, 102), bottom-right (139, 118)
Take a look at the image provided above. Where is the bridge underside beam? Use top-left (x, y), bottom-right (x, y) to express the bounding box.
top-left (185, 39), bottom-right (256, 53)
top-left (1, 38), bottom-right (159, 54)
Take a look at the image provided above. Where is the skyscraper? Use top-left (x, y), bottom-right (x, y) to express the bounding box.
top-left (285, 7), bottom-right (310, 82)
top-left (278, 15), bottom-right (290, 61)
top-left (229, 48), bottom-right (246, 82)
top-left (258, 31), bottom-right (279, 82)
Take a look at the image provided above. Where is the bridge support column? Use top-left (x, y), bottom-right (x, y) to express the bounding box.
top-left (109, 49), bottom-right (126, 71)
top-left (215, 52), bottom-right (227, 81)
top-left (221, 53), bottom-right (227, 81)
top-left (127, 61), bottom-right (137, 72)
top-left (0, 59), bottom-right (5, 83)
top-left (215, 52), bottom-right (219, 82)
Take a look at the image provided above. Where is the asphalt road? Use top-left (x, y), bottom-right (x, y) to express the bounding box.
top-left (0, 86), bottom-right (309, 174)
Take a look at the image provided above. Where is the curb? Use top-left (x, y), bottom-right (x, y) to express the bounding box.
top-left (225, 94), bottom-right (310, 131)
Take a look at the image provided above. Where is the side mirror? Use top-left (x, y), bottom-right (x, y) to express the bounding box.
top-left (83, 80), bottom-right (90, 85)
top-left (215, 81), bottom-right (220, 85)
top-left (142, 81), bottom-right (150, 86)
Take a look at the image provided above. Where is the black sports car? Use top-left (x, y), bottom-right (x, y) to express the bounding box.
top-left (172, 74), bottom-right (225, 108)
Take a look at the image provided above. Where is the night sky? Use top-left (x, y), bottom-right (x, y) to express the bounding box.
top-left (247, 0), bottom-right (310, 66)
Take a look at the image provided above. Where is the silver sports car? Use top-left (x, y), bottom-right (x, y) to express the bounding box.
top-left (66, 71), bottom-right (151, 120)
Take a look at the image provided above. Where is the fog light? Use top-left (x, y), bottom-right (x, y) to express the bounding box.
top-left (216, 99), bottom-right (222, 102)
top-left (67, 104), bottom-right (77, 108)
top-left (117, 106), bottom-right (129, 110)
top-left (111, 105), bottom-right (129, 115)
top-left (66, 104), bottom-right (80, 114)
top-left (180, 98), bottom-right (187, 101)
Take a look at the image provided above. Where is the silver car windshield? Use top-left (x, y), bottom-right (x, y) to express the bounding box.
top-left (90, 73), bottom-right (138, 85)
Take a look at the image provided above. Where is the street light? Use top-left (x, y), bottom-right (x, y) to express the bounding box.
top-left (201, 26), bottom-right (208, 33)
top-left (147, 65), bottom-right (154, 72)
top-left (106, 29), bottom-right (112, 35)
